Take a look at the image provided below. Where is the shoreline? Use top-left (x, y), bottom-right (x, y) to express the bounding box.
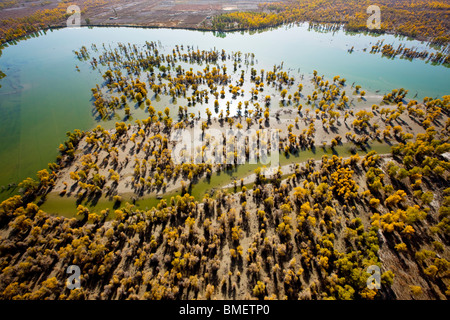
top-left (1, 19), bottom-right (445, 50)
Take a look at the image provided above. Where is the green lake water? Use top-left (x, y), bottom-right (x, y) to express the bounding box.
top-left (0, 24), bottom-right (448, 196)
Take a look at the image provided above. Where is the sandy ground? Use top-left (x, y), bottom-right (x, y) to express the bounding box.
top-left (50, 101), bottom-right (431, 200)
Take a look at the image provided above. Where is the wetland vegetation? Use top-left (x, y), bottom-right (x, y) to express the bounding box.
top-left (0, 0), bottom-right (449, 302)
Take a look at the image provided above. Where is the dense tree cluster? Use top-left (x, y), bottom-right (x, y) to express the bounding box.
top-left (0, 36), bottom-right (449, 300)
top-left (0, 120), bottom-right (448, 299)
top-left (86, 43), bottom-right (250, 120)
top-left (211, 0), bottom-right (450, 44)
top-left (21, 43), bottom-right (448, 223)
top-left (0, 86), bottom-right (448, 299)
top-left (0, 0), bottom-right (114, 44)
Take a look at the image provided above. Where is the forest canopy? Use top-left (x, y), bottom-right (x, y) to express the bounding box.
top-left (211, 0), bottom-right (450, 44)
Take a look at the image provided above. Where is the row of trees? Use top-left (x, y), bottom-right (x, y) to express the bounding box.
top-left (211, 0), bottom-right (450, 44)
top-left (370, 41), bottom-right (450, 65)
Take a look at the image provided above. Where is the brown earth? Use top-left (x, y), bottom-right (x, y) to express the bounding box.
top-left (0, 0), bottom-right (279, 29)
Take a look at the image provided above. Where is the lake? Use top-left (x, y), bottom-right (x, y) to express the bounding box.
top-left (0, 24), bottom-right (449, 196)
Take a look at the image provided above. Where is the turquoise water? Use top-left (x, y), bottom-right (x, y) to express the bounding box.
top-left (0, 24), bottom-right (448, 190)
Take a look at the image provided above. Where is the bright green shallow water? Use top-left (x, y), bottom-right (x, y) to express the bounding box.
top-left (0, 24), bottom-right (448, 193)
